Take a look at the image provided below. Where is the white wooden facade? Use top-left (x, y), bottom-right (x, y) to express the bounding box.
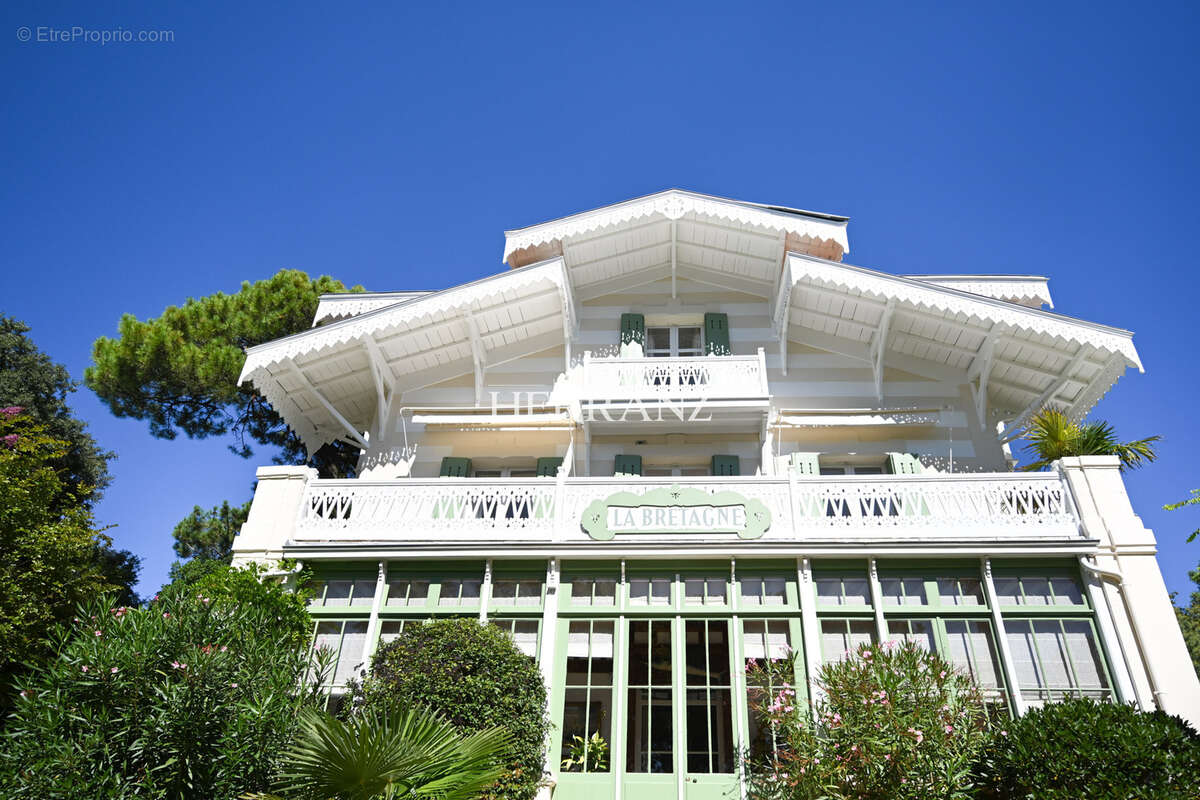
top-left (233, 190), bottom-right (1199, 800)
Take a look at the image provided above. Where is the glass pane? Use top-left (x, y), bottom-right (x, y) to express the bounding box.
top-left (686, 689), bottom-right (710, 773)
top-left (887, 619), bottom-right (935, 651)
top-left (650, 620), bottom-right (672, 685)
top-left (685, 578), bottom-right (705, 604)
top-left (994, 577), bottom-right (1021, 605)
top-left (709, 688), bottom-right (734, 773)
top-left (677, 327), bottom-right (703, 352)
top-left (842, 578), bottom-right (871, 605)
top-left (460, 579), bottom-right (482, 602)
top-left (762, 578), bottom-right (786, 606)
top-left (706, 578), bottom-right (725, 604)
top-left (1062, 620), bottom-right (1106, 689)
top-left (324, 580), bottom-right (352, 607)
top-left (938, 578), bottom-right (983, 606)
top-left (1023, 577), bottom-right (1052, 606)
top-left (1051, 577), bottom-right (1085, 605)
top-left (334, 621), bottom-right (368, 685)
top-left (646, 327), bottom-right (671, 353)
top-left (591, 621), bottom-right (614, 683)
top-left (511, 620), bottom-right (539, 657)
top-left (492, 580), bottom-right (518, 604)
top-left (517, 580), bottom-right (542, 606)
top-left (560, 687), bottom-right (588, 770)
top-left (1033, 620), bottom-right (1072, 688)
top-left (740, 577), bottom-right (763, 606)
top-left (945, 619), bottom-right (1002, 689)
top-left (566, 621), bottom-right (591, 685)
top-left (628, 620), bottom-right (650, 685)
top-left (1005, 621), bottom-right (1043, 688)
top-left (815, 577), bottom-right (843, 604)
top-left (593, 579), bottom-right (616, 606)
top-left (438, 579), bottom-right (462, 606)
top-left (379, 620), bottom-right (406, 646)
top-left (351, 580), bottom-right (377, 604)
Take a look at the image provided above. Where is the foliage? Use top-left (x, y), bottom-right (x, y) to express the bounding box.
top-left (0, 562), bottom-right (324, 799)
top-left (975, 698), bottom-right (1200, 799)
top-left (0, 410), bottom-right (136, 705)
top-left (173, 499), bottom-right (252, 562)
top-left (560, 732), bottom-right (609, 773)
top-left (355, 618), bottom-right (549, 800)
top-left (85, 269), bottom-right (363, 476)
top-left (1019, 407), bottom-right (1159, 472)
top-left (0, 314), bottom-right (113, 506)
top-left (742, 641), bottom-right (991, 800)
top-left (1165, 488), bottom-right (1200, 543)
top-left (246, 707), bottom-right (513, 800)
top-left (1175, 562), bottom-right (1200, 680)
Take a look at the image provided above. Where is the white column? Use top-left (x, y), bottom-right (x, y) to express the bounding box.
top-left (868, 558), bottom-right (887, 644)
top-left (536, 558), bottom-right (560, 800)
top-left (364, 559), bottom-right (388, 664)
top-left (479, 559), bottom-right (493, 623)
top-left (979, 558), bottom-right (1025, 716)
top-left (798, 557), bottom-right (823, 711)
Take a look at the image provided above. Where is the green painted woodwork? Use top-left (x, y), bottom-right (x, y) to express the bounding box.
top-left (710, 455), bottom-right (740, 476)
top-left (580, 485), bottom-right (771, 541)
top-left (537, 456), bottom-right (564, 477)
top-left (703, 312), bottom-right (730, 355)
top-left (438, 456), bottom-right (471, 477)
top-left (789, 452), bottom-right (820, 475)
top-left (614, 454), bottom-right (643, 477)
top-left (620, 313), bottom-right (646, 346)
top-left (887, 452), bottom-right (924, 474)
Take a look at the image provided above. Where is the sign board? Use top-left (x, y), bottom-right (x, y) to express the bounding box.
top-left (581, 485), bottom-right (770, 541)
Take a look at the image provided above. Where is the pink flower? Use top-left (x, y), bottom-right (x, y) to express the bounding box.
top-left (162, 612), bottom-right (170, 619)
top-left (230, 682), bottom-right (238, 688)
top-left (862, 650), bottom-right (872, 658)
top-left (944, 724), bottom-right (954, 733)
top-left (81, 665), bottom-right (88, 673)
top-left (110, 667), bottom-right (119, 674)
top-left (219, 645), bottom-right (227, 652)
top-left (1, 434), bottom-right (19, 448)
top-left (1000, 730), bottom-right (1008, 737)
top-left (94, 630), bottom-right (102, 637)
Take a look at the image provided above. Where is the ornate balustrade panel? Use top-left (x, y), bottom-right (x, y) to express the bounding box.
top-left (582, 355), bottom-right (766, 401)
top-left (291, 473), bottom-right (1080, 543)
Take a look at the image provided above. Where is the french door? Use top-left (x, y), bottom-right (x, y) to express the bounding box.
top-left (556, 618), bottom-right (734, 800)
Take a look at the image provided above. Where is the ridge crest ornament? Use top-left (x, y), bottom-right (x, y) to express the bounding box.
top-left (580, 484), bottom-right (771, 541)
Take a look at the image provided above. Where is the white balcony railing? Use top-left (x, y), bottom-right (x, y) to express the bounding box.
top-left (578, 350), bottom-right (769, 402)
top-left (292, 473), bottom-right (1081, 544)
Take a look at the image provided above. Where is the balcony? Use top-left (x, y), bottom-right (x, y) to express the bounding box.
top-left (287, 472), bottom-right (1082, 545)
top-left (575, 350), bottom-right (770, 405)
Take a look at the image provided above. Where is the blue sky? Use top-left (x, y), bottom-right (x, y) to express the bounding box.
top-left (3, 1), bottom-right (1198, 600)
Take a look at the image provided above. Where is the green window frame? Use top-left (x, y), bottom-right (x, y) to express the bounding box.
top-left (819, 618), bottom-right (877, 663)
top-left (561, 619), bottom-right (616, 773)
top-left (564, 574), bottom-right (619, 607)
top-left (308, 572), bottom-right (378, 610)
top-left (993, 573), bottom-right (1088, 609)
top-left (311, 618), bottom-right (370, 688)
top-left (813, 571), bottom-right (873, 608)
top-left (682, 575), bottom-right (728, 606)
top-left (1004, 617), bottom-right (1112, 705)
top-left (737, 575), bottom-right (793, 609)
top-left (489, 617), bottom-right (541, 659)
top-left (384, 577), bottom-right (431, 607)
top-left (742, 618), bottom-right (801, 756)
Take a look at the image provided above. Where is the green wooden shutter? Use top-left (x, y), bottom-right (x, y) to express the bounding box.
top-left (439, 457), bottom-right (472, 477)
top-left (620, 313), bottom-right (645, 346)
top-left (704, 312), bottom-right (730, 355)
top-left (614, 454), bottom-right (643, 477)
top-left (789, 452), bottom-right (821, 475)
top-left (887, 453), bottom-right (923, 475)
top-left (536, 457), bottom-right (564, 477)
top-left (711, 455), bottom-right (740, 476)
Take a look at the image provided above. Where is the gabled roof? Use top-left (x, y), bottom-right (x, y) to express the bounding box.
top-left (238, 191), bottom-right (1141, 454)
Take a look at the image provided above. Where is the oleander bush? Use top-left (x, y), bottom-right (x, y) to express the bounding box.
top-left (354, 618), bottom-right (548, 800)
top-left (975, 697), bottom-right (1200, 800)
top-left (0, 562), bottom-right (324, 799)
top-left (743, 640), bottom-right (993, 800)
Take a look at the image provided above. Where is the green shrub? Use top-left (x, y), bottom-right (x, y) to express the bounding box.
top-left (0, 563), bottom-right (324, 799)
top-left (977, 697), bottom-right (1200, 799)
top-left (354, 618), bottom-right (548, 800)
top-left (744, 641), bottom-right (993, 800)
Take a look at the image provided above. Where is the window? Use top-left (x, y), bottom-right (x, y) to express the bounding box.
top-left (438, 578), bottom-right (482, 606)
top-left (491, 579), bottom-right (543, 607)
top-left (683, 577), bottom-right (727, 605)
top-left (312, 620), bottom-right (369, 686)
top-left (645, 325), bottom-right (704, 358)
top-left (309, 578), bottom-right (377, 608)
top-left (886, 618), bottom-right (936, 651)
top-left (684, 620), bottom-right (735, 774)
top-left (490, 618), bottom-right (540, 658)
top-left (944, 619), bottom-right (1004, 692)
top-left (820, 618), bottom-right (876, 663)
top-left (1005, 618), bottom-right (1110, 705)
top-left (569, 577), bottom-right (617, 606)
top-left (629, 577), bottom-right (671, 606)
top-left (562, 620), bottom-right (614, 773)
top-left (385, 578), bottom-right (429, 607)
top-left (819, 465), bottom-right (885, 475)
top-left (474, 467), bottom-right (538, 478)
top-left (937, 577), bottom-right (985, 606)
top-left (994, 575), bottom-right (1086, 606)
top-left (644, 465), bottom-right (710, 477)
top-left (880, 576), bottom-right (929, 606)
top-left (743, 620), bottom-right (794, 756)
top-left (378, 618), bottom-right (420, 647)
top-left (740, 576), bottom-right (788, 607)
top-left (815, 574), bottom-right (872, 606)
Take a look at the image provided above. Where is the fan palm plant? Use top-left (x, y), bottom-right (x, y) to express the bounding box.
top-left (1020, 408), bottom-right (1160, 472)
top-left (244, 706), bottom-right (513, 800)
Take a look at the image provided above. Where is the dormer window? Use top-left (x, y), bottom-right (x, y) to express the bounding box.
top-left (646, 326), bottom-right (704, 358)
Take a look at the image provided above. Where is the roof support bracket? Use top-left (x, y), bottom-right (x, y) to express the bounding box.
top-left (997, 345), bottom-right (1092, 444)
top-left (670, 220), bottom-right (678, 299)
top-left (464, 313), bottom-right (488, 406)
top-left (361, 334), bottom-right (395, 438)
top-left (969, 328), bottom-right (999, 429)
top-left (282, 357), bottom-right (369, 450)
top-left (871, 299), bottom-right (896, 401)
top-left (772, 261), bottom-right (794, 376)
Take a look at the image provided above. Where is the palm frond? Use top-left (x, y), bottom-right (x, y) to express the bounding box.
top-left (1019, 408), bottom-right (1160, 472)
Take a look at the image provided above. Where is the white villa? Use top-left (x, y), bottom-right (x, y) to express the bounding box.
top-left (232, 189), bottom-right (1200, 800)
